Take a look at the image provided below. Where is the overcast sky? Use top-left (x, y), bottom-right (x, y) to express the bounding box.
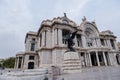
top-left (0, 0), bottom-right (120, 59)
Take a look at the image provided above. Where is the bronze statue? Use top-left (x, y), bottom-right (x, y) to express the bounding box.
top-left (66, 31), bottom-right (77, 52)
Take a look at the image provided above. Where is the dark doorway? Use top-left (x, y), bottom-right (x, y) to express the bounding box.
top-left (116, 54), bottom-right (120, 65)
top-left (90, 52), bottom-right (98, 66)
top-left (18, 57), bottom-right (22, 68)
top-left (44, 77), bottom-right (48, 80)
top-left (98, 52), bottom-right (105, 66)
top-left (28, 62), bottom-right (34, 69)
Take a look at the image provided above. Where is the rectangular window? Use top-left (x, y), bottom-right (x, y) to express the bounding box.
top-left (31, 43), bottom-right (35, 51)
top-left (76, 34), bottom-right (82, 47)
top-left (110, 39), bottom-right (115, 49)
top-left (29, 56), bottom-right (34, 60)
top-left (87, 42), bottom-right (92, 47)
top-left (100, 39), bottom-right (105, 46)
top-left (62, 29), bottom-right (70, 44)
top-left (32, 38), bottom-right (35, 41)
top-left (40, 34), bottom-right (42, 47)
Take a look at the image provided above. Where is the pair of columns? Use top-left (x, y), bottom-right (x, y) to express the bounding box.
top-left (79, 52), bottom-right (92, 67)
top-left (93, 51), bottom-right (108, 66)
top-left (81, 35), bottom-right (101, 48)
top-left (104, 39), bottom-right (118, 50)
top-left (40, 28), bottom-right (63, 47)
top-left (54, 28), bottom-right (62, 46)
top-left (14, 57), bottom-right (24, 69)
top-left (92, 38), bottom-right (101, 47)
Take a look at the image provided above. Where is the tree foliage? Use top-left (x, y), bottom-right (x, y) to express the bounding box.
top-left (2, 57), bottom-right (15, 68)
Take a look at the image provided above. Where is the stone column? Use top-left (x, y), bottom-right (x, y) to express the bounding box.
top-left (108, 53), bottom-right (112, 65)
top-left (58, 29), bottom-right (62, 46)
top-left (95, 38), bottom-right (101, 47)
top-left (79, 53), bottom-right (82, 66)
top-left (46, 30), bottom-right (52, 48)
top-left (85, 53), bottom-right (87, 66)
top-left (105, 39), bottom-right (107, 46)
top-left (41, 31), bottom-right (45, 47)
top-left (93, 39), bottom-right (96, 47)
top-left (95, 38), bottom-right (98, 47)
top-left (16, 57), bottom-right (19, 69)
top-left (88, 52), bottom-right (92, 67)
top-left (97, 38), bottom-right (101, 47)
top-left (96, 51), bottom-right (100, 66)
top-left (81, 35), bottom-right (86, 48)
top-left (21, 57), bottom-right (24, 68)
top-left (14, 58), bottom-right (17, 69)
top-left (74, 35), bottom-right (78, 47)
top-left (54, 29), bottom-right (58, 45)
top-left (114, 40), bottom-right (119, 50)
top-left (28, 39), bottom-right (31, 51)
top-left (107, 39), bottom-right (112, 49)
top-left (103, 52), bottom-right (107, 66)
top-left (25, 38), bottom-right (31, 51)
top-left (52, 29), bottom-right (54, 47)
top-left (38, 37), bottom-right (40, 48)
top-left (104, 39), bottom-right (106, 46)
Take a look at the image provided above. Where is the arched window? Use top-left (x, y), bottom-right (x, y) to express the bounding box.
top-left (62, 19), bottom-right (69, 24)
top-left (84, 23), bottom-right (99, 47)
top-left (85, 28), bottom-right (95, 47)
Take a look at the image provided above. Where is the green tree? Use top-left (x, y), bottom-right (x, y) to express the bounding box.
top-left (0, 59), bottom-right (4, 68)
top-left (2, 57), bottom-right (15, 68)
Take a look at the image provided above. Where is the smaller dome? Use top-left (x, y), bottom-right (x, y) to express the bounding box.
top-left (41, 20), bottom-right (52, 26)
top-left (52, 16), bottom-right (77, 27)
top-left (101, 30), bottom-right (113, 35)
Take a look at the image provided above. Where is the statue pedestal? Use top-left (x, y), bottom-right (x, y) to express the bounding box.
top-left (63, 51), bottom-right (81, 73)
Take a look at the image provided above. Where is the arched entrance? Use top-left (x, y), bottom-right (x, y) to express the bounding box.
top-left (28, 62), bottom-right (34, 69)
top-left (116, 54), bottom-right (120, 65)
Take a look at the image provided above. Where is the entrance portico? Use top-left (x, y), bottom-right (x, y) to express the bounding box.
top-left (79, 51), bottom-right (110, 67)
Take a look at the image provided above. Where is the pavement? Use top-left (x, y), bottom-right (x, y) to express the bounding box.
top-left (0, 66), bottom-right (120, 80)
top-left (58, 66), bottom-right (120, 80)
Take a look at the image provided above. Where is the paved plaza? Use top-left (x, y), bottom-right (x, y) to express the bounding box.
top-left (59, 66), bottom-right (120, 80)
top-left (0, 66), bottom-right (120, 80)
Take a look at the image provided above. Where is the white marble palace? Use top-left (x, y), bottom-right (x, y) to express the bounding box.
top-left (14, 14), bottom-right (120, 70)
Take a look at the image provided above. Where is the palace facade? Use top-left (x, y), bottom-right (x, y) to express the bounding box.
top-left (14, 15), bottom-right (120, 70)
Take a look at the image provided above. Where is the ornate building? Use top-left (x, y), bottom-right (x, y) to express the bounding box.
top-left (117, 42), bottom-right (120, 51)
top-left (14, 15), bottom-right (120, 70)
